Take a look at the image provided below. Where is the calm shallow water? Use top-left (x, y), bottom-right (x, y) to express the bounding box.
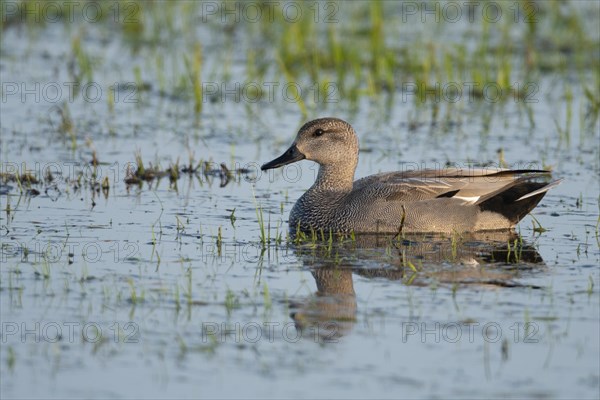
top-left (1, 2), bottom-right (599, 399)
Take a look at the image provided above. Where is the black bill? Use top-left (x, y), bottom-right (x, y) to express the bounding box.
top-left (261, 144), bottom-right (305, 170)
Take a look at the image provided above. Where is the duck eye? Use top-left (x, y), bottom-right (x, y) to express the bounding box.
top-left (314, 129), bottom-right (325, 137)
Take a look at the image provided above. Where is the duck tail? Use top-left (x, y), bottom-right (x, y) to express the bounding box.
top-left (477, 179), bottom-right (562, 224)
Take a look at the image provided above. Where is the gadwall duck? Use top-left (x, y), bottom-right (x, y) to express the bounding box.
top-left (261, 118), bottom-right (561, 234)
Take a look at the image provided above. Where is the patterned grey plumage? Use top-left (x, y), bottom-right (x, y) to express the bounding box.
top-left (261, 118), bottom-right (561, 234)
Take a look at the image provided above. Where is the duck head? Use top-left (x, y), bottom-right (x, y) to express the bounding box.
top-left (261, 118), bottom-right (359, 171)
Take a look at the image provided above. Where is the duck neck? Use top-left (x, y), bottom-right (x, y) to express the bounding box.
top-left (312, 162), bottom-right (356, 192)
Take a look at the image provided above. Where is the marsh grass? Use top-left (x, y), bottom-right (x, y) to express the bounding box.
top-left (127, 279), bottom-right (139, 304)
top-left (7, 1), bottom-right (599, 116)
top-left (184, 267), bottom-right (193, 306)
top-left (400, 250), bottom-right (418, 273)
top-left (126, 152), bottom-right (253, 187)
top-left (6, 346), bottom-right (16, 371)
top-left (530, 215), bottom-right (547, 234)
top-left (32, 257), bottom-right (51, 280)
top-left (506, 238), bottom-right (524, 264)
top-left (183, 42), bottom-right (203, 115)
top-left (55, 105), bottom-right (77, 152)
top-left (1, 168), bottom-right (38, 195)
top-left (262, 282), bottom-right (272, 314)
top-left (224, 288), bottom-right (240, 316)
top-left (70, 33), bottom-right (93, 85)
top-left (588, 275), bottom-right (595, 295)
top-left (252, 187), bottom-right (268, 248)
top-left (554, 86), bottom-right (574, 146)
top-left (216, 226), bottom-right (223, 255)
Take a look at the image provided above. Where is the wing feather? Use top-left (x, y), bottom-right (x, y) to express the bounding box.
top-left (352, 169), bottom-right (552, 204)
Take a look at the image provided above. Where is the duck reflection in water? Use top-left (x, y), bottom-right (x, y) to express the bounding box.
top-left (289, 231), bottom-right (545, 342)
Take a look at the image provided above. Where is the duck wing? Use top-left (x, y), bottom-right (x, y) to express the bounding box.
top-left (353, 168), bottom-right (554, 204)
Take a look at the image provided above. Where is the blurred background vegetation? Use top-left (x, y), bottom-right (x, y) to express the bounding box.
top-left (1, 0), bottom-right (599, 133)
